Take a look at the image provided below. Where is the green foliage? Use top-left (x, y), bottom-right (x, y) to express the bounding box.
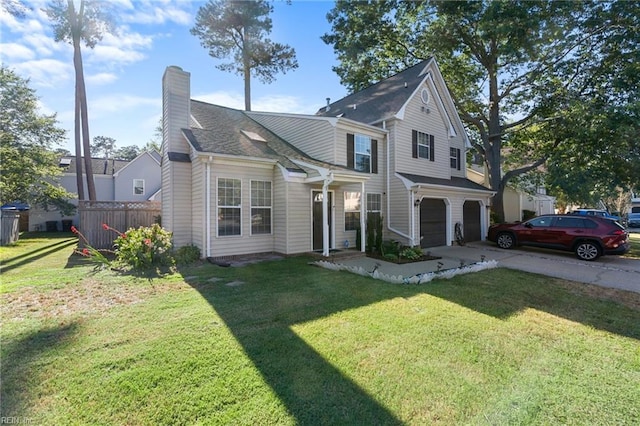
top-left (365, 214), bottom-right (375, 253)
top-left (399, 246), bottom-right (423, 261)
top-left (323, 1), bottom-right (640, 222)
top-left (174, 245), bottom-right (201, 265)
top-left (383, 253), bottom-right (398, 262)
top-left (522, 210), bottom-right (536, 221)
top-left (191, 0), bottom-right (298, 110)
top-left (0, 66), bottom-right (76, 215)
top-left (375, 214), bottom-right (383, 253)
top-left (91, 135), bottom-right (116, 158)
top-left (114, 224), bottom-right (173, 270)
top-left (355, 226), bottom-right (361, 251)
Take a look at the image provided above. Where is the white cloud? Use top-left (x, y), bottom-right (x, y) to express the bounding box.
top-left (193, 91), bottom-right (317, 115)
top-left (121, 0), bottom-right (193, 25)
top-left (89, 93), bottom-right (160, 115)
top-left (86, 44), bottom-right (146, 65)
top-left (85, 72), bottom-right (118, 86)
top-left (0, 43), bottom-right (36, 61)
top-left (12, 59), bottom-right (73, 87)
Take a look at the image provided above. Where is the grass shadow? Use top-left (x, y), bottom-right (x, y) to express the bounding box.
top-left (181, 256), bottom-right (417, 425)
top-left (422, 268), bottom-right (640, 340)
top-left (0, 322), bottom-right (80, 418)
top-left (1, 238), bottom-right (77, 274)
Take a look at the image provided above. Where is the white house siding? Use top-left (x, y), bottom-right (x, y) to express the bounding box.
top-left (206, 159), bottom-right (276, 257)
top-left (273, 169), bottom-right (288, 253)
top-left (247, 113), bottom-right (337, 164)
top-left (114, 153), bottom-right (161, 201)
top-left (190, 157), bottom-right (204, 252)
top-left (387, 176), bottom-right (412, 245)
top-left (283, 180), bottom-right (312, 254)
top-left (394, 91), bottom-right (453, 180)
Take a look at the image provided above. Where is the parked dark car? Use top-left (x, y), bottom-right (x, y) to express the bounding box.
top-left (627, 213), bottom-right (640, 228)
top-left (488, 214), bottom-right (629, 261)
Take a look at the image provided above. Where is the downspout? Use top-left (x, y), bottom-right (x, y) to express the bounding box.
top-left (322, 173), bottom-right (334, 257)
top-left (206, 159), bottom-right (211, 257)
top-left (386, 122), bottom-right (414, 245)
top-left (410, 190), bottom-right (416, 247)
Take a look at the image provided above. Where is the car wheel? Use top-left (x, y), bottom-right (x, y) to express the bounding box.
top-left (496, 232), bottom-right (515, 249)
top-left (575, 241), bottom-right (600, 261)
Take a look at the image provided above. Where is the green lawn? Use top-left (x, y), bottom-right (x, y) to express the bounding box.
top-left (626, 232), bottom-right (640, 258)
top-left (1, 233), bottom-right (639, 425)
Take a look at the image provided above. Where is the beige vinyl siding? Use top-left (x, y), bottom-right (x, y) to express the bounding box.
top-left (394, 91), bottom-right (452, 179)
top-left (284, 181), bottom-right (312, 254)
top-left (273, 169), bottom-right (288, 253)
top-left (167, 161), bottom-right (193, 248)
top-left (388, 175), bottom-right (411, 244)
top-left (248, 113), bottom-right (337, 163)
top-left (207, 160), bottom-right (275, 257)
top-left (190, 158), bottom-right (204, 252)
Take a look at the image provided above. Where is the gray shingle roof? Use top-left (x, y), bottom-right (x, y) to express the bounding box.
top-left (316, 59), bottom-right (432, 124)
top-left (398, 172), bottom-right (494, 193)
top-left (60, 157), bottom-right (130, 175)
top-left (186, 100), bottom-right (355, 174)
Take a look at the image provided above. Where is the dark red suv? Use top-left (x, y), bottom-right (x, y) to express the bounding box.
top-left (488, 214), bottom-right (629, 261)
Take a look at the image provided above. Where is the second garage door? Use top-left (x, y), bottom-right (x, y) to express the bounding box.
top-left (463, 200), bottom-right (482, 242)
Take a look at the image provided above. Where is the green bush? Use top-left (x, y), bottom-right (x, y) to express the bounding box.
top-left (383, 253), bottom-right (398, 262)
top-left (174, 244), bottom-right (201, 265)
top-left (114, 223), bottom-right (173, 270)
top-left (522, 209), bottom-right (536, 220)
top-left (399, 246), bottom-right (423, 261)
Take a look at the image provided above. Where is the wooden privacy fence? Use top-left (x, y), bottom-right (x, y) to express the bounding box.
top-left (78, 201), bottom-right (161, 249)
top-left (1, 211), bottom-right (20, 246)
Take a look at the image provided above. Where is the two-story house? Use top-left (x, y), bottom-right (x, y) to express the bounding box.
top-left (161, 59), bottom-right (494, 258)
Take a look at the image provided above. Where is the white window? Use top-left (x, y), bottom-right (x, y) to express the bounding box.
top-left (133, 179), bottom-right (144, 195)
top-left (344, 191), bottom-right (361, 231)
top-left (417, 131), bottom-right (430, 159)
top-left (251, 180), bottom-right (272, 235)
top-left (218, 178), bottom-right (241, 236)
top-left (355, 134), bottom-right (371, 172)
top-left (450, 148), bottom-right (460, 170)
top-left (367, 193), bottom-right (382, 224)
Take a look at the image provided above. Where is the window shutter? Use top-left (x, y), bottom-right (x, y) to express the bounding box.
top-left (412, 130), bottom-right (418, 158)
top-left (429, 135), bottom-right (435, 162)
top-left (347, 133), bottom-right (354, 168)
top-left (371, 139), bottom-right (378, 174)
top-left (456, 148), bottom-right (461, 170)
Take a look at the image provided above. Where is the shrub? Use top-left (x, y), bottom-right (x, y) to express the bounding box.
top-left (522, 209), bottom-right (536, 220)
top-left (399, 246), bottom-right (423, 261)
top-left (375, 215), bottom-right (384, 253)
top-left (174, 244), bottom-right (201, 265)
top-left (383, 253), bottom-right (398, 262)
top-left (114, 223), bottom-right (173, 270)
top-left (366, 214), bottom-right (375, 253)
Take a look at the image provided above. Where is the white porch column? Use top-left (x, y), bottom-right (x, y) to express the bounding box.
top-left (360, 181), bottom-right (366, 252)
top-left (322, 178), bottom-right (330, 257)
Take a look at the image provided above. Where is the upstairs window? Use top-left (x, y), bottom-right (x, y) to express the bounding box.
top-left (133, 179), bottom-right (145, 195)
top-left (412, 130), bottom-right (435, 161)
top-left (450, 148), bottom-right (461, 170)
top-left (347, 134), bottom-right (378, 173)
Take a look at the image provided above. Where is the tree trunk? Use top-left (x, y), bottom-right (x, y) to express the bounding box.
top-left (74, 78), bottom-right (84, 200)
top-left (73, 37), bottom-right (96, 200)
top-left (486, 55), bottom-right (506, 223)
top-left (243, 31), bottom-right (251, 111)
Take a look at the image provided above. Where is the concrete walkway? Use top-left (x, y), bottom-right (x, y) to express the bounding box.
top-left (337, 241), bottom-right (640, 294)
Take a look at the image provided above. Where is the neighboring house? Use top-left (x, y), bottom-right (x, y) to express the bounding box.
top-left (28, 151), bottom-right (161, 231)
top-left (467, 166), bottom-right (556, 222)
top-left (631, 190), bottom-right (640, 214)
top-left (162, 59), bottom-right (494, 258)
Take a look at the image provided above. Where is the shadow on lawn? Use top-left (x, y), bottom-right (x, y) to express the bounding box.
top-left (182, 258), bottom-right (410, 425)
top-left (0, 322), bottom-right (79, 418)
top-left (1, 237), bottom-right (77, 274)
top-left (182, 257), bottom-right (639, 424)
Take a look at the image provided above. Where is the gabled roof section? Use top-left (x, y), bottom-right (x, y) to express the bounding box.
top-left (186, 100), bottom-right (357, 174)
top-left (113, 150), bottom-right (161, 177)
top-left (316, 59), bottom-right (434, 124)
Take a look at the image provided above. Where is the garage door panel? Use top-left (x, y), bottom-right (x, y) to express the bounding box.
top-left (420, 199), bottom-right (446, 248)
top-left (463, 201), bottom-right (482, 242)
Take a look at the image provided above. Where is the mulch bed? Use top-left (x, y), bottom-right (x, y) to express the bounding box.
top-left (366, 252), bottom-right (441, 264)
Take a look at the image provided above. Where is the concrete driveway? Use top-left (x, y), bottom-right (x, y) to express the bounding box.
top-left (337, 240), bottom-right (639, 294)
top-left (430, 241), bottom-right (640, 294)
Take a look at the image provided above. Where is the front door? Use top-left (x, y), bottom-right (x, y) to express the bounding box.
top-left (313, 191), bottom-right (333, 251)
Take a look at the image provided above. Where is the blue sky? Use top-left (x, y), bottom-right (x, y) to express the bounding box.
top-left (1, 0), bottom-right (345, 153)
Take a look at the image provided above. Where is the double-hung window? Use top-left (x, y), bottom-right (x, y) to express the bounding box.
top-left (133, 179), bottom-right (144, 195)
top-left (250, 180), bottom-right (272, 235)
top-left (450, 147), bottom-right (461, 170)
top-left (218, 178), bottom-right (241, 236)
top-left (347, 133), bottom-right (378, 173)
top-left (344, 192), bottom-right (361, 231)
top-left (412, 130), bottom-right (435, 161)
top-left (366, 193), bottom-right (382, 224)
